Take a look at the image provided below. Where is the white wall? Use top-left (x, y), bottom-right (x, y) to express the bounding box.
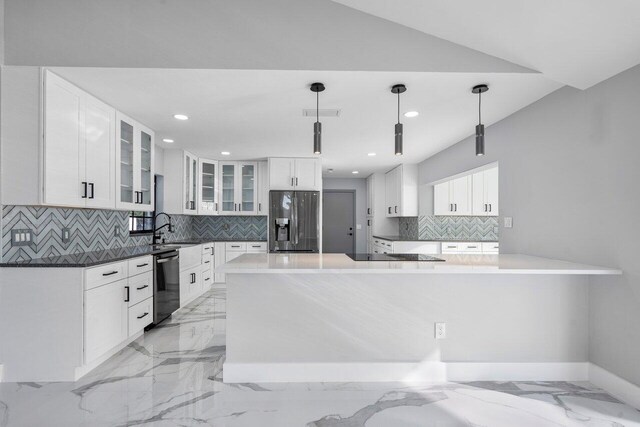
top-left (417, 64), bottom-right (640, 386)
top-left (323, 178), bottom-right (367, 252)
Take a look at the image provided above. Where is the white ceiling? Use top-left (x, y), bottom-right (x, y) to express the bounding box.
top-left (52, 67), bottom-right (560, 178)
top-left (332, 0), bottom-right (640, 90)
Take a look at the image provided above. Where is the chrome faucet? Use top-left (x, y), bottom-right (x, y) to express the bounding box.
top-left (153, 212), bottom-right (173, 244)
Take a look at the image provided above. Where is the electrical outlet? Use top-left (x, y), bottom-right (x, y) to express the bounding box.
top-left (435, 322), bottom-right (446, 339)
top-left (504, 217), bottom-right (513, 228)
top-left (11, 229), bottom-right (34, 247)
top-left (61, 228), bottom-right (71, 243)
top-left (114, 225), bottom-right (120, 237)
top-left (356, 224), bottom-right (362, 230)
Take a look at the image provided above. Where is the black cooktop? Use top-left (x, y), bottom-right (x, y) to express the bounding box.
top-left (346, 253), bottom-right (445, 262)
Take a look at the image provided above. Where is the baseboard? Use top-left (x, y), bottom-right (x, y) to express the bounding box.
top-left (589, 363), bottom-right (640, 409)
top-left (223, 361), bottom-right (589, 384)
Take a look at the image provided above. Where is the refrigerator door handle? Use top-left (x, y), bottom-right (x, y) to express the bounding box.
top-left (292, 192), bottom-right (299, 245)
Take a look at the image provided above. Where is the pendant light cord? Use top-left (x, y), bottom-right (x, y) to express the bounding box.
top-left (316, 90), bottom-right (319, 124)
top-left (478, 91), bottom-right (482, 124)
top-left (397, 91), bottom-right (400, 124)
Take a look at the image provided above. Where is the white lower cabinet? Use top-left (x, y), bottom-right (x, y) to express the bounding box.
top-left (84, 278), bottom-right (128, 364)
top-left (180, 265), bottom-right (202, 307)
top-left (84, 255), bottom-right (155, 365)
top-left (372, 238), bottom-right (499, 255)
top-left (442, 242), bottom-right (499, 254)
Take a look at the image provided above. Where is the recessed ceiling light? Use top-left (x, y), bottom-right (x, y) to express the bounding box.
top-left (404, 111), bottom-right (419, 118)
top-left (367, 152), bottom-right (376, 156)
top-left (162, 138), bottom-right (174, 143)
top-left (327, 168), bottom-right (334, 173)
top-left (173, 114), bottom-right (189, 120)
top-left (221, 151), bottom-right (231, 156)
top-left (352, 171), bottom-right (359, 174)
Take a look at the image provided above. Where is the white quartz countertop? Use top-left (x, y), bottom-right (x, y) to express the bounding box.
top-left (216, 253), bottom-right (621, 275)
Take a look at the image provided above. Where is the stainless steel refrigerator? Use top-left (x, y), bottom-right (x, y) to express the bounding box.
top-left (269, 191), bottom-right (320, 253)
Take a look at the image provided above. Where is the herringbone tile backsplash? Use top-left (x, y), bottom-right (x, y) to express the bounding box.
top-left (1, 205), bottom-right (268, 261)
top-left (399, 216), bottom-right (499, 241)
top-left (1, 205), bottom-right (152, 262)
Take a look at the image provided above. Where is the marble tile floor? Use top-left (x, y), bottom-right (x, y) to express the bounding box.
top-left (1, 287), bottom-right (639, 427)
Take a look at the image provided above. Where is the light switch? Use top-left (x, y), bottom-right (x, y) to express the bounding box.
top-left (504, 217), bottom-right (513, 228)
top-left (356, 224), bottom-right (362, 230)
top-left (62, 228), bottom-right (71, 243)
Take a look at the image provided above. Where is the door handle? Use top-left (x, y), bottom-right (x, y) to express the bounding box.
top-left (367, 208), bottom-right (370, 215)
top-left (259, 202), bottom-right (261, 212)
top-left (388, 207), bottom-right (391, 214)
top-left (215, 202), bottom-right (218, 211)
top-left (489, 204), bottom-right (492, 212)
top-left (136, 263), bottom-right (149, 268)
top-left (348, 233), bottom-right (353, 236)
top-left (81, 182), bottom-right (87, 198)
top-left (395, 206), bottom-right (398, 213)
top-left (295, 177), bottom-right (298, 186)
top-left (124, 286), bottom-right (130, 302)
top-left (484, 204), bottom-right (487, 212)
top-left (88, 183), bottom-right (94, 199)
top-left (291, 177), bottom-right (294, 186)
top-left (449, 204), bottom-right (453, 212)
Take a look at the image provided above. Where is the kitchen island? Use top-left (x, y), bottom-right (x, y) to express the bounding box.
top-left (219, 253), bottom-right (620, 383)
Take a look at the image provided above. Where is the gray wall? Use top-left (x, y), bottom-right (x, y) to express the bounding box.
top-left (417, 64), bottom-right (640, 386)
top-left (323, 178), bottom-right (367, 253)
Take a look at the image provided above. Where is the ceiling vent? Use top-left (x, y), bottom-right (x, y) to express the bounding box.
top-left (303, 109), bottom-right (341, 117)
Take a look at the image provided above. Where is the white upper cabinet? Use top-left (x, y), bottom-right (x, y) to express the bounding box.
top-left (198, 158), bottom-right (219, 215)
top-left (184, 151), bottom-right (198, 214)
top-left (366, 174), bottom-right (374, 217)
top-left (384, 164), bottom-right (418, 217)
top-left (257, 161), bottom-right (269, 215)
top-left (433, 175), bottom-right (472, 216)
top-left (434, 166), bottom-right (498, 217)
top-left (268, 158), bottom-right (321, 191)
top-left (219, 161), bottom-right (258, 215)
top-left (115, 112), bottom-right (155, 212)
top-left (472, 167), bottom-right (499, 216)
top-left (43, 70), bottom-right (116, 209)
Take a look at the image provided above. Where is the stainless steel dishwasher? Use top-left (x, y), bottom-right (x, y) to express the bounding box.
top-left (153, 250), bottom-right (180, 325)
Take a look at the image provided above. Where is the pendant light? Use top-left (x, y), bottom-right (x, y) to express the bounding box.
top-left (472, 84), bottom-right (489, 156)
top-left (310, 82), bottom-right (325, 155)
top-left (391, 84), bottom-right (406, 156)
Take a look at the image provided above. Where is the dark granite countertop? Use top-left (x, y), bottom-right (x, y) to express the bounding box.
top-left (0, 238), bottom-right (267, 268)
top-left (373, 235), bottom-right (499, 243)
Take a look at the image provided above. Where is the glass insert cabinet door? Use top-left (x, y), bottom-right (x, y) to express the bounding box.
top-left (119, 120), bottom-right (135, 205)
top-left (183, 151), bottom-right (197, 213)
top-left (220, 163), bottom-right (237, 214)
top-left (139, 129), bottom-right (153, 207)
top-left (240, 163), bottom-right (256, 213)
top-left (199, 159), bottom-right (218, 214)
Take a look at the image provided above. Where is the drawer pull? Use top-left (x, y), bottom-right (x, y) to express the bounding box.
top-left (137, 312), bottom-right (149, 319)
top-left (124, 286), bottom-right (130, 302)
top-left (251, 245), bottom-right (261, 248)
top-left (136, 263), bottom-right (149, 268)
top-left (136, 285), bottom-right (149, 290)
top-left (468, 246), bottom-right (477, 249)
top-left (231, 245), bottom-right (240, 248)
top-left (102, 271), bottom-right (119, 276)
top-left (205, 277), bottom-right (210, 281)
top-left (204, 260), bottom-right (210, 264)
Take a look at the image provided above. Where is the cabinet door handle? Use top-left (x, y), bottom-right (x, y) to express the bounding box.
top-left (449, 204), bottom-right (453, 212)
top-left (239, 203), bottom-right (242, 211)
top-left (137, 312), bottom-right (149, 319)
top-left (395, 206), bottom-right (398, 213)
top-left (205, 277), bottom-right (210, 281)
top-left (295, 177), bottom-right (298, 186)
top-left (215, 202), bottom-right (218, 211)
top-left (291, 177), bottom-right (294, 186)
top-left (259, 202), bottom-right (261, 212)
top-left (489, 204), bottom-right (492, 212)
top-left (88, 183), bottom-right (94, 199)
top-left (484, 204), bottom-right (487, 212)
top-left (251, 245), bottom-right (261, 248)
top-left (367, 219), bottom-right (371, 226)
top-left (388, 207), bottom-right (391, 214)
top-left (136, 263), bottom-right (149, 268)
top-left (124, 286), bottom-right (130, 302)
top-left (136, 284), bottom-right (149, 290)
top-left (454, 203), bottom-right (457, 212)
top-left (102, 271), bottom-right (118, 276)
top-left (81, 182), bottom-right (87, 198)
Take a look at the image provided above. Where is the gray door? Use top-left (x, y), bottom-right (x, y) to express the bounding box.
top-left (322, 190), bottom-right (355, 253)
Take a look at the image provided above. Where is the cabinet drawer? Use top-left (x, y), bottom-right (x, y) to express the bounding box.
top-left (460, 242), bottom-right (482, 253)
top-left (246, 242), bottom-right (267, 252)
top-left (202, 255), bottom-right (213, 269)
top-left (226, 242), bottom-right (247, 251)
top-left (202, 269), bottom-right (213, 287)
top-left (85, 261), bottom-right (127, 290)
top-left (441, 243), bottom-right (460, 254)
top-left (127, 256), bottom-right (152, 277)
top-left (128, 297), bottom-right (153, 336)
top-left (201, 243), bottom-right (214, 255)
top-left (482, 242), bottom-right (500, 253)
top-left (127, 271), bottom-right (153, 307)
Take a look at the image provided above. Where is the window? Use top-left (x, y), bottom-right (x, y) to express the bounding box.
top-left (129, 210), bottom-right (154, 235)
